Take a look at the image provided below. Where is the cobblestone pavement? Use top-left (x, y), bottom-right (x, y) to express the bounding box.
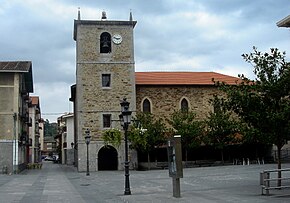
top-left (0, 162), bottom-right (290, 202)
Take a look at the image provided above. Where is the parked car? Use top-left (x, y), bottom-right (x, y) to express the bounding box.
top-left (44, 156), bottom-right (54, 161)
top-left (53, 155), bottom-right (60, 163)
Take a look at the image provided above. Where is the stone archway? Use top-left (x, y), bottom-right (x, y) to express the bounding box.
top-left (98, 145), bottom-right (118, 170)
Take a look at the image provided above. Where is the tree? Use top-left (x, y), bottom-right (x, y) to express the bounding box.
top-left (218, 47), bottom-right (290, 185)
top-left (44, 119), bottom-right (57, 137)
top-left (167, 110), bottom-right (204, 164)
top-left (102, 128), bottom-right (122, 148)
top-left (204, 95), bottom-right (241, 163)
top-left (128, 112), bottom-right (167, 170)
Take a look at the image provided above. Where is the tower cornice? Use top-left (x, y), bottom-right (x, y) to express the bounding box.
top-left (73, 20), bottom-right (137, 41)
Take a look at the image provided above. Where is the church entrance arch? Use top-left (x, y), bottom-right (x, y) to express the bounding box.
top-left (98, 145), bottom-right (118, 170)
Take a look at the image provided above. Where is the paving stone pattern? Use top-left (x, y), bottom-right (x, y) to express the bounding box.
top-left (0, 162), bottom-right (290, 202)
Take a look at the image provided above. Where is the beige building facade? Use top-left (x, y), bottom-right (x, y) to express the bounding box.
top-left (57, 113), bottom-right (75, 165)
top-left (28, 96), bottom-right (41, 163)
top-left (0, 61), bottom-right (33, 174)
top-left (39, 119), bottom-right (44, 155)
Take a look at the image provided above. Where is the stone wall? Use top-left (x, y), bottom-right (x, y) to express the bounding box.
top-left (75, 20), bottom-right (136, 171)
top-left (77, 140), bottom-right (137, 172)
top-left (77, 64), bottom-right (135, 132)
top-left (77, 141), bottom-right (97, 172)
top-left (76, 23), bottom-right (135, 63)
top-left (136, 85), bottom-right (220, 122)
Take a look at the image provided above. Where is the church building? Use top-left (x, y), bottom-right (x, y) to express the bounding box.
top-left (71, 11), bottom-right (240, 172)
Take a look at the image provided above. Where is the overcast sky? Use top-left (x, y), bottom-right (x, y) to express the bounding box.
top-left (1, 0), bottom-right (290, 122)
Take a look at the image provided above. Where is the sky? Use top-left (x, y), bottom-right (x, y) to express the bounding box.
top-left (1, 0), bottom-right (290, 122)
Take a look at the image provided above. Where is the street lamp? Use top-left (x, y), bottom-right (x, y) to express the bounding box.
top-left (120, 98), bottom-right (132, 195)
top-left (85, 129), bottom-right (91, 176)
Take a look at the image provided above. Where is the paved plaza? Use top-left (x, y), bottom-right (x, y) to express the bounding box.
top-left (0, 162), bottom-right (290, 203)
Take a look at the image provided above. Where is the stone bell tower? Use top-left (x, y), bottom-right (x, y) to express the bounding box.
top-left (73, 10), bottom-right (137, 172)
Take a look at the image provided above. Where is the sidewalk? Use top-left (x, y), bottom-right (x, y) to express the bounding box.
top-left (0, 162), bottom-right (290, 202)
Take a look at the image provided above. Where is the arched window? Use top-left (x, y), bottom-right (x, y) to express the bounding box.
top-left (142, 99), bottom-right (151, 113)
top-left (100, 32), bottom-right (111, 53)
top-left (181, 98), bottom-right (189, 112)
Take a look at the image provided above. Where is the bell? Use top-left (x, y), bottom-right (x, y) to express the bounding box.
top-left (102, 42), bottom-right (109, 48)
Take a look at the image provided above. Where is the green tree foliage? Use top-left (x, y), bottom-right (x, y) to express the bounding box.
top-left (44, 119), bottom-right (57, 137)
top-left (218, 47), bottom-right (290, 184)
top-left (128, 112), bottom-right (167, 169)
top-left (167, 110), bottom-right (204, 162)
top-left (128, 127), bottom-right (148, 152)
top-left (204, 95), bottom-right (241, 163)
top-left (102, 128), bottom-right (122, 148)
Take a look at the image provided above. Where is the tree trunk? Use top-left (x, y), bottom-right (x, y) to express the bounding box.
top-left (147, 152), bottom-right (151, 170)
top-left (255, 144), bottom-right (259, 159)
top-left (277, 145), bottom-right (282, 187)
top-left (221, 148), bottom-right (224, 164)
top-left (185, 149), bottom-right (188, 167)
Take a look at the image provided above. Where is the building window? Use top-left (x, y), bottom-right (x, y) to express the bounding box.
top-left (100, 32), bottom-right (111, 53)
top-left (181, 98), bottom-right (189, 112)
top-left (103, 114), bottom-right (111, 128)
top-left (102, 74), bottom-right (111, 87)
top-left (142, 99), bottom-right (151, 113)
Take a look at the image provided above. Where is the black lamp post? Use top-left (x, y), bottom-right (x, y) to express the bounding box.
top-left (120, 98), bottom-right (132, 195)
top-left (85, 129), bottom-right (91, 176)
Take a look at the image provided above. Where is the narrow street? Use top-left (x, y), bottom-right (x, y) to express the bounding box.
top-left (0, 162), bottom-right (126, 203)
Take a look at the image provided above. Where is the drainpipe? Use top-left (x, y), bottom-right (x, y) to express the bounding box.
top-left (13, 113), bottom-right (17, 174)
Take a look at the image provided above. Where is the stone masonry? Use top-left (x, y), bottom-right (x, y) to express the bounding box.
top-left (136, 85), bottom-right (220, 122)
top-left (74, 14), bottom-right (137, 172)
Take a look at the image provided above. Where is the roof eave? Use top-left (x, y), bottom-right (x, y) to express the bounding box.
top-left (135, 83), bottom-right (215, 86)
top-left (277, 15), bottom-right (290, 27)
top-left (25, 62), bottom-right (33, 93)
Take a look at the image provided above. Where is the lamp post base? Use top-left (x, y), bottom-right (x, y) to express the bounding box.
top-left (124, 161), bottom-right (131, 195)
top-left (124, 190), bottom-right (131, 195)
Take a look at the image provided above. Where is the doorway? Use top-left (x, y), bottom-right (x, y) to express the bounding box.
top-left (98, 146), bottom-right (118, 170)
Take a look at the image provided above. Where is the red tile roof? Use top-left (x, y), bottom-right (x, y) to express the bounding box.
top-left (135, 72), bottom-right (240, 85)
